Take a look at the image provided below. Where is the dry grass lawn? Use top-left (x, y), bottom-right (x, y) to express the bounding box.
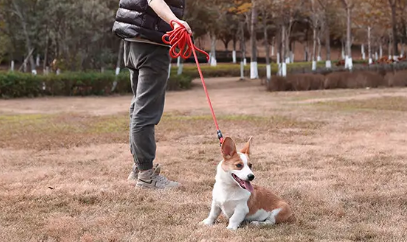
top-left (1, 77), bottom-right (407, 242)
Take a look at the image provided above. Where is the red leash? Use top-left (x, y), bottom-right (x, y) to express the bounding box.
top-left (162, 20), bottom-right (224, 146)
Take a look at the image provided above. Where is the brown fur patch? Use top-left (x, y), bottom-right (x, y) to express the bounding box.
top-left (247, 185), bottom-right (295, 224)
top-left (221, 153), bottom-right (243, 172)
top-left (221, 137), bottom-right (247, 172)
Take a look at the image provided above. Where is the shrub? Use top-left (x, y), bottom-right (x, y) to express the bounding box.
top-left (267, 68), bottom-right (406, 92)
top-left (385, 70), bottom-right (407, 87)
top-left (0, 71), bottom-right (194, 98)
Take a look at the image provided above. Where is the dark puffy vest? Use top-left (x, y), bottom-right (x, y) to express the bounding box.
top-left (112, 0), bottom-right (185, 44)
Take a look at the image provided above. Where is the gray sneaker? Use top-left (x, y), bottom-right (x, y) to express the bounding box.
top-left (127, 163), bottom-right (139, 181)
top-left (136, 164), bottom-right (179, 189)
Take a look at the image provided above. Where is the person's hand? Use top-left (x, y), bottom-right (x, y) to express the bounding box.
top-left (172, 19), bottom-right (192, 34)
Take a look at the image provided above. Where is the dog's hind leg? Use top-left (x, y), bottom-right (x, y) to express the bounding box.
top-left (250, 208), bottom-right (282, 226)
top-left (250, 219), bottom-right (274, 226)
top-left (275, 202), bottom-right (295, 223)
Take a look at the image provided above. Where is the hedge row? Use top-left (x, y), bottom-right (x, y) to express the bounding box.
top-left (267, 69), bottom-right (407, 92)
top-left (0, 71), bottom-right (193, 98)
top-left (0, 63), bottom-right (317, 98)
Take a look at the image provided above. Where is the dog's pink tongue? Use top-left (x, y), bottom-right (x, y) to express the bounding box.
top-left (245, 181), bottom-right (254, 193)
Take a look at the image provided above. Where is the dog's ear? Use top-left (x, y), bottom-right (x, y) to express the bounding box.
top-left (221, 137), bottom-right (237, 159)
top-left (240, 136), bottom-right (252, 156)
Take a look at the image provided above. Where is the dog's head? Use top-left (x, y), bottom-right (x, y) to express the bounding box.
top-left (220, 137), bottom-right (254, 193)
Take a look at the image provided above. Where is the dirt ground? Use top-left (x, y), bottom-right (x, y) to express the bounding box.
top-left (1, 77), bottom-right (407, 242)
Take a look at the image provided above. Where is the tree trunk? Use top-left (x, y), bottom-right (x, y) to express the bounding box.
top-left (346, 6), bottom-right (353, 70)
top-left (311, 0), bottom-right (318, 71)
top-left (312, 27), bottom-right (317, 71)
top-left (325, 21), bottom-right (332, 68)
top-left (210, 34), bottom-right (217, 66)
top-left (317, 37), bottom-right (322, 61)
top-left (43, 36), bottom-right (49, 71)
top-left (12, 0), bottom-right (36, 74)
top-left (116, 40), bottom-right (124, 75)
top-left (388, 35), bottom-right (392, 58)
top-left (250, 0), bottom-right (258, 79)
top-left (281, 25), bottom-right (287, 76)
top-left (232, 37), bottom-right (237, 63)
top-left (263, 13), bottom-right (271, 83)
top-left (368, 27), bottom-right (372, 64)
top-left (390, 0), bottom-right (399, 56)
top-left (304, 27), bottom-right (309, 61)
top-left (240, 21), bottom-right (246, 65)
top-left (271, 37), bottom-right (275, 56)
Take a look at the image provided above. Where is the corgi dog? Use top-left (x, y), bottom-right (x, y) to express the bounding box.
top-left (201, 137), bottom-right (295, 230)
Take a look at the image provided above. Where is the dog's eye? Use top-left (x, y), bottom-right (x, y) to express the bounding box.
top-left (236, 164), bottom-right (243, 168)
top-left (248, 164), bottom-right (253, 169)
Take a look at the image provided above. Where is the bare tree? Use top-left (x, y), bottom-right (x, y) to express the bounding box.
top-left (339, 0), bottom-right (355, 70)
top-left (11, 0), bottom-right (36, 74)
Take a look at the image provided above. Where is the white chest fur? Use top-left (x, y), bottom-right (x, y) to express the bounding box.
top-left (212, 182), bottom-right (251, 218)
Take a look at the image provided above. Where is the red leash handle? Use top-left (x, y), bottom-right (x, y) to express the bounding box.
top-left (162, 20), bottom-right (224, 146)
top-left (162, 20), bottom-right (209, 60)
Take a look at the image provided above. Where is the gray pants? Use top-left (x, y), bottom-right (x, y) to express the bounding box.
top-left (123, 41), bottom-right (170, 171)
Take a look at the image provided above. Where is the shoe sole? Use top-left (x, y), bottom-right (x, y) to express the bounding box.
top-left (135, 183), bottom-right (180, 190)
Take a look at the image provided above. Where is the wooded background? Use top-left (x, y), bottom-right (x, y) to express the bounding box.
top-left (1, 0), bottom-right (406, 73)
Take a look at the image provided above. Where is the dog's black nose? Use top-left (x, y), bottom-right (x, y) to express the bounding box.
top-left (247, 174), bottom-right (255, 181)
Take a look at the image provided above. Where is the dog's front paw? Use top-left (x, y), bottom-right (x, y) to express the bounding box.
top-left (226, 225), bottom-right (238, 231)
top-left (250, 221), bottom-right (260, 226)
top-left (200, 218), bottom-right (214, 226)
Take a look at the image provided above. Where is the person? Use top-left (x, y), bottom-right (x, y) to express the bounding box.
top-left (112, 0), bottom-right (191, 189)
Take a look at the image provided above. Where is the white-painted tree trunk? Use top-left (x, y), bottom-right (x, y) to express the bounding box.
top-left (177, 62), bottom-right (183, 75)
top-left (232, 50), bottom-right (236, 63)
top-left (10, 61), bottom-right (14, 72)
top-left (345, 55), bottom-right (349, 69)
top-left (379, 44), bottom-right (383, 58)
top-left (36, 54), bottom-right (40, 66)
top-left (282, 62), bottom-right (287, 77)
top-left (271, 45), bottom-right (275, 56)
top-left (243, 58), bottom-right (247, 66)
top-left (250, 62), bottom-right (258, 79)
top-left (326, 60), bottom-right (332, 69)
top-left (177, 56), bottom-right (181, 67)
top-left (210, 56), bottom-right (217, 66)
top-left (345, 56), bottom-right (353, 70)
top-left (240, 61), bottom-right (244, 80)
top-left (375, 52), bottom-right (378, 60)
top-left (312, 61), bottom-right (317, 71)
top-left (277, 53), bottom-right (280, 64)
top-left (168, 63), bottom-right (171, 79)
top-left (266, 64), bottom-right (271, 80)
top-left (361, 44), bottom-right (365, 60)
top-left (367, 27), bottom-right (372, 64)
top-left (210, 35), bottom-right (217, 66)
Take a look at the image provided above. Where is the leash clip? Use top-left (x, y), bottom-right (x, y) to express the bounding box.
top-left (217, 130), bottom-right (224, 146)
